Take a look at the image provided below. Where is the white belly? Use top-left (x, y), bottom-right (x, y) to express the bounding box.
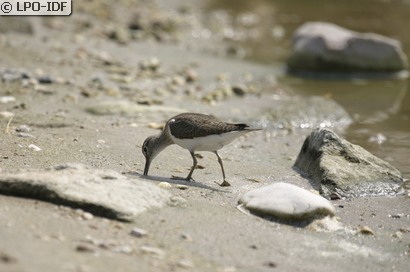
top-left (170, 131), bottom-right (249, 152)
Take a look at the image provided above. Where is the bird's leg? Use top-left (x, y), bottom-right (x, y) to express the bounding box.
top-left (171, 151), bottom-right (197, 181)
top-left (214, 151), bottom-right (231, 187)
top-left (185, 151), bottom-right (197, 181)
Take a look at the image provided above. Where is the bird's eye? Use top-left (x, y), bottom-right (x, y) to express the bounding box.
top-left (143, 146), bottom-right (148, 153)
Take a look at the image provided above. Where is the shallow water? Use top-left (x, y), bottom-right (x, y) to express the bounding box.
top-left (206, 0), bottom-right (410, 177)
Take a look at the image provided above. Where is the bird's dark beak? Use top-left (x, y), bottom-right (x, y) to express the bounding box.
top-left (143, 158), bottom-right (151, 176)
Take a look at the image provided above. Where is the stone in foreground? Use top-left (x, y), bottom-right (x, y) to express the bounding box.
top-left (287, 22), bottom-right (408, 74)
top-left (294, 128), bottom-right (403, 198)
top-left (0, 163), bottom-right (171, 221)
top-left (238, 182), bottom-right (335, 221)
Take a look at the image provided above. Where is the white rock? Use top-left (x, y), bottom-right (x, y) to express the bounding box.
top-left (158, 181), bottom-right (172, 188)
top-left (238, 182), bottom-right (336, 220)
top-left (28, 144), bottom-right (42, 151)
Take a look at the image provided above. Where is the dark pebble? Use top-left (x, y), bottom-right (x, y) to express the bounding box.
top-left (37, 76), bottom-right (54, 84)
top-left (0, 251), bottom-right (17, 263)
top-left (232, 86), bottom-right (246, 96)
top-left (265, 261), bottom-right (277, 268)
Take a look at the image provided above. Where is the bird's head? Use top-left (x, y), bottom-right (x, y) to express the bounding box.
top-left (142, 135), bottom-right (161, 176)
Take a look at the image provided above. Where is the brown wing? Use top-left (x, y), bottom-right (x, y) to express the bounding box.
top-left (168, 113), bottom-right (249, 139)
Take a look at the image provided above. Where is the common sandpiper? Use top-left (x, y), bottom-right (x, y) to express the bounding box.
top-left (142, 112), bottom-right (260, 186)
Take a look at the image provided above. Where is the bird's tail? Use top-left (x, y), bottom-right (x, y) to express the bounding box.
top-left (235, 123), bottom-right (263, 131)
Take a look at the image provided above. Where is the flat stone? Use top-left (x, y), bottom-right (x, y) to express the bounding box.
top-left (287, 22), bottom-right (408, 75)
top-left (238, 182), bottom-right (335, 221)
top-left (294, 128), bottom-right (404, 198)
top-left (0, 163), bottom-right (171, 221)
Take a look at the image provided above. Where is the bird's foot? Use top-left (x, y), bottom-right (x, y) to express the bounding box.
top-left (171, 175), bottom-right (195, 182)
top-left (219, 180), bottom-right (231, 187)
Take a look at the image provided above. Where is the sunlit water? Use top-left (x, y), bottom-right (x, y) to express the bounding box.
top-left (206, 0), bottom-right (410, 177)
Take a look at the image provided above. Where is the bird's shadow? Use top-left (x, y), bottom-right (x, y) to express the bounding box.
top-left (125, 171), bottom-right (228, 192)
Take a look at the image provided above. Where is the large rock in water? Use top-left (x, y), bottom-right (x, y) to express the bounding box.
top-left (293, 128), bottom-right (404, 198)
top-left (238, 182), bottom-right (335, 221)
top-left (287, 22), bottom-right (408, 74)
top-left (0, 164), bottom-right (171, 221)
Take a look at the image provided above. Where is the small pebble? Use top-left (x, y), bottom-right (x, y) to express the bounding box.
top-left (183, 68), bottom-right (197, 83)
top-left (82, 212), bottom-right (94, 220)
top-left (330, 192), bottom-right (343, 200)
top-left (0, 251), bottom-right (17, 263)
top-left (180, 233), bottom-right (192, 242)
top-left (357, 225), bottom-right (375, 235)
top-left (247, 178), bottom-right (262, 183)
top-left (392, 231), bottom-right (403, 239)
top-left (0, 96), bottom-right (16, 104)
top-left (176, 184), bottom-right (189, 190)
top-left (399, 227), bottom-right (410, 233)
top-left (75, 243), bottom-right (95, 253)
top-left (35, 84), bottom-right (55, 95)
top-left (37, 75), bottom-right (54, 84)
top-left (177, 259), bottom-right (194, 269)
top-left (232, 85), bottom-right (247, 96)
top-left (17, 132), bottom-right (34, 138)
top-left (171, 75), bottom-right (186, 86)
top-left (16, 125), bottom-right (31, 133)
top-left (113, 245), bottom-right (133, 254)
top-left (140, 246), bottom-right (164, 257)
top-left (265, 261), bottom-right (277, 268)
top-left (139, 57), bottom-right (160, 72)
top-left (130, 227), bottom-right (148, 238)
top-left (147, 122), bottom-right (164, 129)
top-left (28, 144), bottom-right (41, 151)
top-left (158, 182), bottom-right (172, 188)
top-left (389, 214), bottom-right (403, 219)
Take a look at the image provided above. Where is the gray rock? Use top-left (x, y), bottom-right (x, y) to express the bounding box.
top-left (287, 22), bottom-right (408, 74)
top-left (294, 128), bottom-right (404, 198)
top-left (238, 182), bottom-right (335, 221)
top-left (0, 163), bottom-right (171, 221)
